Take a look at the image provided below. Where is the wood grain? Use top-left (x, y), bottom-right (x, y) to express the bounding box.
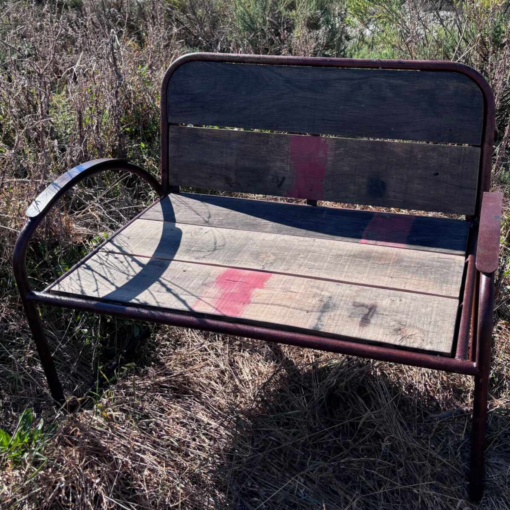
top-left (167, 127), bottom-right (480, 215)
top-left (167, 61), bottom-right (484, 145)
top-left (106, 219), bottom-right (465, 298)
top-left (141, 193), bottom-right (471, 255)
top-left (52, 252), bottom-right (459, 354)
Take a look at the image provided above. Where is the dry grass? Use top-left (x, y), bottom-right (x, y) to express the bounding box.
top-left (1, 0), bottom-right (510, 508)
top-left (2, 325), bottom-right (510, 509)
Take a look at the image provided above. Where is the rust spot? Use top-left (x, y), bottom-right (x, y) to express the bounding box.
top-left (352, 302), bottom-right (377, 328)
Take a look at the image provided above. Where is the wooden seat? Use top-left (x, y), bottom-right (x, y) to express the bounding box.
top-left (50, 193), bottom-right (470, 355)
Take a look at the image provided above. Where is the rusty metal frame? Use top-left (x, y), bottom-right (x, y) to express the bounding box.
top-left (14, 54), bottom-right (497, 501)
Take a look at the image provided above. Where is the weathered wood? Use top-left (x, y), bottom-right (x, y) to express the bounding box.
top-left (167, 127), bottom-right (480, 215)
top-left (167, 62), bottom-right (484, 145)
top-left (141, 193), bottom-right (471, 255)
top-left (52, 252), bottom-right (459, 354)
top-left (106, 219), bottom-right (465, 298)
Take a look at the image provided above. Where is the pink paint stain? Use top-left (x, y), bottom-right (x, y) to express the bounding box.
top-left (288, 136), bottom-right (328, 200)
top-left (194, 268), bottom-right (271, 317)
top-left (360, 214), bottom-right (415, 249)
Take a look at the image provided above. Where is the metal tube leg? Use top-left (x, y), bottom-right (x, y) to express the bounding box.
top-left (469, 272), bottom-right (494, 502)
top-left (22, 299), bottom-right (65, 404)
top-left (470, 373), bottom-right (489, 501)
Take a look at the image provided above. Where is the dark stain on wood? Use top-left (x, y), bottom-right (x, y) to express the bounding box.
top-left (352, 302), bottom-right (377, 328)
top-left (367, 177), bottom-right (386, 199)
top-left (394, 326), bottom-right (424, 345)
top-left (313, 296), bottom-right (334, 331)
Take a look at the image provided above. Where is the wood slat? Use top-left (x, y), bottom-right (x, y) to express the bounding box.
top-left (168, 127), bottom-right (480, 215)
top-left (167, 62), bottom-right (483, 145)
top-left (105, 219), bottom-right (465, 298)
top-left (52, 252), bottom-right (459, 354)
top-left (141, 193), bottom-right (471, 255)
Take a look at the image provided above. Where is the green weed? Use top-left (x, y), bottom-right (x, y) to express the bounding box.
top-left (0, 409), bottom-right (55, 466)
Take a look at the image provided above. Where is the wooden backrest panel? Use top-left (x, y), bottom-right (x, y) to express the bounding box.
top-left (165, 58), bottom-right (485, 214)
top-left (167, 62), bottom-right (483, 144)
top-left (168, 126), bottom-right (480, 214)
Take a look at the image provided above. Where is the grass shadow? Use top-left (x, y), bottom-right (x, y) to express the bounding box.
top-left (216, 352), bottom-right (509, 509)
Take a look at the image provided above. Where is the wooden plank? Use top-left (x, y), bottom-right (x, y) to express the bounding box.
top-left (141, 193), bottom-right (471, 255)
top-left (168, 127), bottom-right (480, 215)
top-left (52, 252), bottom-right (459, 354)
top-left (105, 219), bottom-right (465, 298)
top-left (167, 62), bottom-right (484, 145)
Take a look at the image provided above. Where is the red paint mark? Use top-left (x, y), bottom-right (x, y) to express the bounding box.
top-left (288, 136), bottom-right (328, 200)
top-left (360, 214), bottom-right (415, 249)
top-left (194, 268), bottom-right (271, 317)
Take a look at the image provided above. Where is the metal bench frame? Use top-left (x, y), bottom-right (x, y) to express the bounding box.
top-left (13, 54), bottom-right (501, 501)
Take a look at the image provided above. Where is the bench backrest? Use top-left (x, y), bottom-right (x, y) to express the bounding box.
top-left (162, 54), bottom-right (492, 216)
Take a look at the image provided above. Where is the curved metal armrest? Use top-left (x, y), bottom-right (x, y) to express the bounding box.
top-left (26, 159), bottom-right (161, 219)
top-left (476, 192), bottom-right (503, 275)
top-left (14, 159), bottom-right (162, 297)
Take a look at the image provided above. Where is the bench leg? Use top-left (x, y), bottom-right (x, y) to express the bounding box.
top-left (469, 272), bottom-right (494, 502)
top-left (23, 300), bottom-right (65, 404)
top-left (470, 372), bottom-right (489, 501)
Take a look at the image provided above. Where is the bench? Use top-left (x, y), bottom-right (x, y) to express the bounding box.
top-left (13, 53), bottom-right (502, 500)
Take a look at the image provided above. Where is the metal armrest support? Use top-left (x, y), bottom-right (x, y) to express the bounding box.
top-left (476, 191), bottom-right (503, 274)
top-left (11, 159), bottom-right (161, 405)
top-left (13, 159), bottom-right (162, 297)
top-left (470, 193), bottom-right (502, 499)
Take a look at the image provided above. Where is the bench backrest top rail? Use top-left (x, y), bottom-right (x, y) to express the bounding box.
top-left (161, 54), bottom-right (495, 216)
